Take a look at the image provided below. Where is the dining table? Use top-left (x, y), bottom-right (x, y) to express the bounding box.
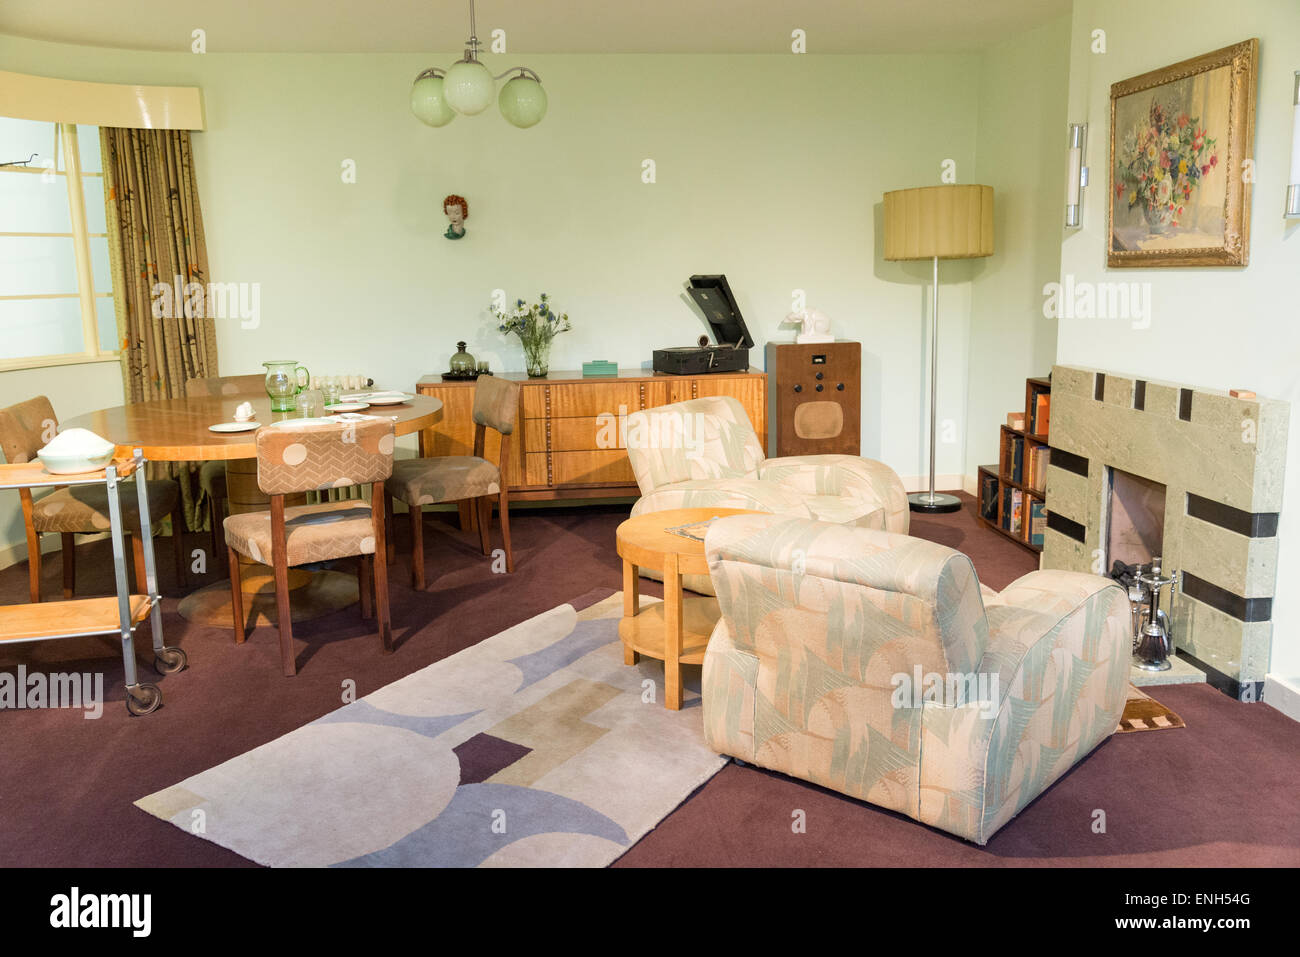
top-left (61, 389), bottom-right (443, 627)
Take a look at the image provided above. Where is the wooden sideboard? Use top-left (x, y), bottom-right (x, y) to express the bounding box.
top-left (416, 369), bottom-right (767, 501)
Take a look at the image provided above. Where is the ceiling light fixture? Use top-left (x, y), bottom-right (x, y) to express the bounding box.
top-left (410, 0), bottom-right (547, 129)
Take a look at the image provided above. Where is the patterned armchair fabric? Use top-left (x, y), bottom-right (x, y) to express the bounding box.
top-left (625, 395), bottom-right (909, 593)
top-left (701, 513), bottom-right (1131, 845)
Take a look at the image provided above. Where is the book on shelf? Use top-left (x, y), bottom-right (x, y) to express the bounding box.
top-left (1001, 486), bottom-right (1013, 532)
top-left (1010, 435), bottom-right (1025, 485)
top-left (979, 474), bottom-right (999, 521)
top-left (1031, 392), bottom-right (1051, 436)
top-left (1009, 489), bottom-right (1024, 535)
top-left (1030, 501), bottom-right (1047, 547)
top-left (1027, 446), bottom-right (1050, 493)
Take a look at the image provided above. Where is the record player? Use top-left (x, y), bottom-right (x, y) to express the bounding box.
top-left (653, 274), bottom-right (754, 375)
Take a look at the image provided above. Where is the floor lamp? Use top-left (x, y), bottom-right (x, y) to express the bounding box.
top-left (883, 184), bottom-right (994, 514)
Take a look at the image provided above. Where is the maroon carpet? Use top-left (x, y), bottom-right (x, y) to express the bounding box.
top-left (0, 496), bottom-right (1296, 867)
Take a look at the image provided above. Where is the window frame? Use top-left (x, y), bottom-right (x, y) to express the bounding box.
top-left (0, 121), bottom-right (119, 372)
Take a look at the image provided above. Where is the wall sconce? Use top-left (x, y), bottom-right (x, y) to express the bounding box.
top-left (1065, 123), bottom-right (1089, 228)
top-left (1287, 72), bottom-right (1300, 219)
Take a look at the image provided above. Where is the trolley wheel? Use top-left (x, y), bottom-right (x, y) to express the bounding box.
top-left (125, 683), bottom-right (162, 717)
top-left (154, 646), bottom-right (188, 675)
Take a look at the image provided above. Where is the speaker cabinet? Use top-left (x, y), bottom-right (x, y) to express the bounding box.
top-left (765, 341), bottom-right (860, 457)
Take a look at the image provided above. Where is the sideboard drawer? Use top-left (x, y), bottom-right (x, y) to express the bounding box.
top-left (522, 382), bottom-right (643, 419)
top-left (525, 416), bottom-right (624, 452)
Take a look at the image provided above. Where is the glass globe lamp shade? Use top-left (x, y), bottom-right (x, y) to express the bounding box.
top-left (498, 76), bottom-right (548, 128)
top-left (444, 59), bottom-right (496, 115)
top-left (410, 74), bottom-right (455, 127)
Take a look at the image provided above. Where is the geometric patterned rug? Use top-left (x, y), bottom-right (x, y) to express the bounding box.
top-left (1116, 685), bottom-right (1186, 733)
top-left (135, 593), bottom-right (726, 867)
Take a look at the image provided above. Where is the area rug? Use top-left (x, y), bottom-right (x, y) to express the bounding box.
top-left (135, 594), bottom-right (726, 867)
top-left (1116, 686), bottom-right (1186, 733)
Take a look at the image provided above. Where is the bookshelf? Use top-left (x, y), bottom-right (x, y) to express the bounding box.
top-left (976, 376), bottom-right (1051, 554)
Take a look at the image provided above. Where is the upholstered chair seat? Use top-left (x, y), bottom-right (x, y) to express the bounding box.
top-left (625, 396), bottom-right (908, 594)
top-left (701, 513), bottom-right (1132, 846)
top-left (31, 480), bottom-right (180, 533)
top-left (390, 455), bottom-right (501, 505)
top-left (224, 499), bottom-right (380, 567)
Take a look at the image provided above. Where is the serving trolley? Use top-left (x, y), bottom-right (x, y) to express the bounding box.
top-left (0, 450), bottom-right (187, 715)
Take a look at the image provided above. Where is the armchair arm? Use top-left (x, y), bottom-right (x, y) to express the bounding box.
top-left (918, 571), bottom-right (1130, 844)
top-left (756, 455), bottom-right (910, 534)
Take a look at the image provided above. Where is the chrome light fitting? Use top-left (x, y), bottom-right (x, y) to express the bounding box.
top-left (410, 0), bottom-right (547, 128)
top-left (1065, 122), bottom-right (1089, 228)
top-left (1286, 72), bottom-right (1300, 218)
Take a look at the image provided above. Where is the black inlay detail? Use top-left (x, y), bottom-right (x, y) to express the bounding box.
top-left (1049, 447), bottom-right (1089, 477)
top-left (1186, 493), bottom-right (1279, 538)
top-left (1134, 380), bottom-right (1146, 411)
top-left (1181, 571), bottom-right (1272, 622)
top-left (1176, 650), bottom-right (1263, 703)
top-left (1046, 510), bottom-right (1086, 543)
top-left (1178, 388), bottom-right (1193, 421)
top-left (1094, 373), bottom-right (1106, 401)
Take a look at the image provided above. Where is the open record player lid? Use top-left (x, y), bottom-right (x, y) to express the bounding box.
top-left (685, 274), bottom-right (754, 349)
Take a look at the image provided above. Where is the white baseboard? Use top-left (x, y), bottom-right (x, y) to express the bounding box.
top-left (1263, 674), bottom-right (1300, 723)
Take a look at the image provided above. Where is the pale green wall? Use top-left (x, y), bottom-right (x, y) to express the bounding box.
top-left (967, 15), bottom-right (1071, 477)
top-left (0, 35), bottom-right (986, 516)
top-left (1058, 0), bottom-right (1300, 678)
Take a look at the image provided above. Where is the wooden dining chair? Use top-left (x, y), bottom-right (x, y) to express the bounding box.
top-left (223, 417), bottom-right (395, 676)
top-left (384, 375), bottom-right (519, 589)
top-left (0, 395), bottom-right (186, 601)
top-left (185, 373), bottom-right (266, 575)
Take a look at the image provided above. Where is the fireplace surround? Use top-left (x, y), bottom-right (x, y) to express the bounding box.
top-left (1042, 365), bottom-right (1289, 701)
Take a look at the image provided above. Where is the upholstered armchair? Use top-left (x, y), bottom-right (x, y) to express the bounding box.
top-left (624, 395), bottom-right (908, 592)
top-left (701, 513), bottom-right (1130, 845)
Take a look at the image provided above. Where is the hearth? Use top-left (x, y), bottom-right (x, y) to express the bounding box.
top-left (1041, 365), bottom-right (1289, 701)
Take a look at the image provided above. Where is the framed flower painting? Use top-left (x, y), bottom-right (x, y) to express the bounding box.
top-left (1108, 38), bottom-right (1257, 267)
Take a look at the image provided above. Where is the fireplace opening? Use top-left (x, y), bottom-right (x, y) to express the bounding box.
top-left (1105, 466), bottom-right (1167, 568)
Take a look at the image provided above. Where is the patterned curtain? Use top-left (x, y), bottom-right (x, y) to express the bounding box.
top-left (101, 127), bottom-right (219, 529)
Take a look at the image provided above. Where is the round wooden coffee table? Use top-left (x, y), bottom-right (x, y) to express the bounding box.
top-left (615, 508), bottom-right (757, 710)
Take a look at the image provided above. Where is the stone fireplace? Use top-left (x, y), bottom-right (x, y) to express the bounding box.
top-left (1042, 365), bottom-right (1289, 701)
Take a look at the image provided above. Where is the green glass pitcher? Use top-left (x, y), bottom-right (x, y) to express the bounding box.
top-left (263, 360), bottom-right (311, 412)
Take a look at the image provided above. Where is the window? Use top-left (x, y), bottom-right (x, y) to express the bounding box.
top-left (0, 117), bottom-right (119, 370)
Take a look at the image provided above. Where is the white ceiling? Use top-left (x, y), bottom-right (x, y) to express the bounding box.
top-left (0, 0), bottom-right (1073, 54)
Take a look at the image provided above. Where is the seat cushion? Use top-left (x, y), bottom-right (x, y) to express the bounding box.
top-left (31, 479), bottom-right (179, 534)
top-left (199, 460), bottom-right (226, 499)
top-left (224, 499), bottom-right (378, 566)
top-left (631, 479), bottom-right (809, 518)
top-left (389, 456), bottom-right (500, 506)
top-left (802, 494), bottom-right (885, 529)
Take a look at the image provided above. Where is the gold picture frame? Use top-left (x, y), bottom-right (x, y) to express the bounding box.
top-left (1108, 38), bottom-right (1257, 267)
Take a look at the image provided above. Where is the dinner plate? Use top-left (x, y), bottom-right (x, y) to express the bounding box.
top-left (363, 393), bottom-right (414, 406)
top-left (209, 421), bottom-right (260, 433)
top-left (323, 402), bottom-right (370, 413)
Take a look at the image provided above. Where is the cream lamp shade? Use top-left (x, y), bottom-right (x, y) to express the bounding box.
top-left (883, 184), bottom-right (994, 261)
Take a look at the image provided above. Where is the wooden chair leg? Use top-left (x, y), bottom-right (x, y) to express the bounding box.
top-left (410, 504), bottom-right (425, 590)
top-left (498, 487), bottom-right (514, 573)
top-left (476, 496), bottom-right (491, 556)
top-left (61, 532), bottom-right (75, 598)
top-left (25, 524), bottom-right (41, 603)
top-left (383, 491), bottom-right (396, 564)
top-left (128, 533), bottom-right (148, 595)
top-left (459, 499), bottom-right (476, 533)
top-left (228, 545), bottom-right (247, 643)
top-left (171, 503), bottom-right (188, 590)
top-left (373, 542), bottom-right (393, 656)
top-left (358, 554), bottom-right (374, 619)
top-left (270, 497), bottom-right (296, 677)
